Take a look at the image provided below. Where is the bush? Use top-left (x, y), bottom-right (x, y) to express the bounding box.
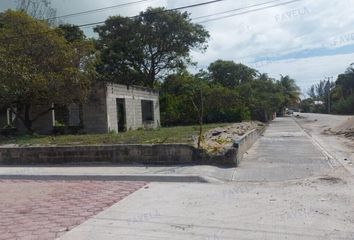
top-left (332, 95), bottom-right (354, 114)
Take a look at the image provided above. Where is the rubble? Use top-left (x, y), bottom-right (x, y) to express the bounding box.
top-left (195, 121), bottom-right (265, 154)
top-left (323, 117), bottom-right (354, 140)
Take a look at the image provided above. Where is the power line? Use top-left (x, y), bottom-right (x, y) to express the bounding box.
top-left (0, 0), bottom-right (224, 41)
top-left (193, 0), bottom-right (283, 20)
top-left (47, 0), bottom-right (152, 21)
top-left (77, 0), bottom-right (224, 28)
top-left (195, 0), bottom-right (302, 24)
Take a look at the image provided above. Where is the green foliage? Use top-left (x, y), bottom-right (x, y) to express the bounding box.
top-left (332, 94), bottom-right (354, 114)
top-left (0, 10), bottom-right (96, 133)
top-left (57, 24), bottom-right (86, 43)
top-left (208, 60), bottom-right (257, 88)
top-left (278, 75), bottom-right (301, 109)
top-left (94, 7), bottom-right (209, 88)
top-left (306, 64), bottom-right (354, 115)
top-left (159, 67), bottom-right (290, 125)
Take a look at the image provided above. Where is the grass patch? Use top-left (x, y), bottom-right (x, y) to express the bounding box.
top-left (0, 123), bottom-right (230, 146)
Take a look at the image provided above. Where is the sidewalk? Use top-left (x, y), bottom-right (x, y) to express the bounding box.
top-left (57, 177), bottom-right (354, 240)
top-left (0, 165), bottom-right (235, 183)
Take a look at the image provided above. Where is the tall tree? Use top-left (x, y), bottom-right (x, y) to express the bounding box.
top-left (0, 11), bottom-right (95, 133)
top-left (208, 60), bottom-right (257, 88)
top-left (16, 0), bottom-right (57, 24)
top-left (279, 75), bottom-right (301, 109)
top-left (94, 7), bottom-right (209, 88)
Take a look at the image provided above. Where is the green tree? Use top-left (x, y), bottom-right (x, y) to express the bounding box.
top-left (331, 65), bottom-right (354, 114)
top-left (208, 60), bottom-right (257, 88)
top-left (279, 75), bottom-right (301, 110)
top-left (57, 24), bottom-right (86, 43)
top-left (94, 7), bottom-right (209, 88)
top-left (0, 11), bottom-right (95, 133)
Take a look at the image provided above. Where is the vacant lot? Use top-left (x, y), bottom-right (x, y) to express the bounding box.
top-left (0, 123), bottom-right (230, 146)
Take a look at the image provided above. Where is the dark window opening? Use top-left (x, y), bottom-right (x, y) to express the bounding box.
top-left (141, 100), bottom-right (154, 122)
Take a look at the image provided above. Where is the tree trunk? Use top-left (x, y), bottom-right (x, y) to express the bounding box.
top-left (23, 104), bottom-right (34, 134)
top-left (197, 90), bottom-right (204, 149)
top-left (197, 115), bottom-right (203, 149)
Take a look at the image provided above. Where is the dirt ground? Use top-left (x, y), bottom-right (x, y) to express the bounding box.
top-left (294, 113), bottom-right (354, 174)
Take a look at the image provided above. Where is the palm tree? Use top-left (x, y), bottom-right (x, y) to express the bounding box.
top-left (279, 75), bottom-right (301, 111)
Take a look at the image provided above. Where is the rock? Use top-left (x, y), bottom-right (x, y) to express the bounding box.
top-left (211, 131), bottom-right (222, 136)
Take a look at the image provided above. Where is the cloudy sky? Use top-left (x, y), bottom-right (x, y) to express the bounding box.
top-left (2, 0), bottom-right (354, 95)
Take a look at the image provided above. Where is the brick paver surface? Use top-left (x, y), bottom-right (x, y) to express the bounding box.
top-left (0, 180), bottom-right (146, 240)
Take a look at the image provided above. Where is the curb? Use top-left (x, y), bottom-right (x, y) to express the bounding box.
top-left (0, 174), bottom-right (221, 183)
top-left (293, 117), bottom-right (353, 174)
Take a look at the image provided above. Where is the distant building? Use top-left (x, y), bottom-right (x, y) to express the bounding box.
top-left (314, 100), bottom-right (324, 105)
top-left (0, 83), bottom-right (160, 134)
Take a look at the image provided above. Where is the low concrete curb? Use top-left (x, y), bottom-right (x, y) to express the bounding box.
top-left (0, 174), bottom-right (222, 183)
top-left (0, 127), bottom-right (266, 167)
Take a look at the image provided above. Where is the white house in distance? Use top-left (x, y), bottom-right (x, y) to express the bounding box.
top-left (0, 83), bottom-right (161, 134)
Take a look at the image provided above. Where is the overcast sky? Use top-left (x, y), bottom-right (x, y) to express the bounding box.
top-left (2, 0), bottom-right (354, 95)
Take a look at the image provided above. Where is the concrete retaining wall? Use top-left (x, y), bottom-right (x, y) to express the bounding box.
top-left (234, 127), bottom-right (266, 165)
top-left (0, 127), bottom-right (266, 166)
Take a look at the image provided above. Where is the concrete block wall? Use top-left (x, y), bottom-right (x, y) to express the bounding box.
top-left (1, 83), bottom-right (160, 135)
top-left (82, 84), bottom-right (108, 134)
top-left (0, 127), bottom-right (266, 166)
top-left (31, 106), bottom-right (55, 134)
top-left (68, 103), bottom-right (81, 126)
top-left (0, 144), bottom-right (196, 165)
top-left (233, 127), bottom-right (266, 165)
top-left (105, 84), bottom-right (160, 132)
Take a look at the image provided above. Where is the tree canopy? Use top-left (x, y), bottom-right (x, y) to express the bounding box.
top-left (160, 64), bottom-right (299, 125)
top-left (0, 10), bottom-right (95, 132)
top-left (94, 7), bottom-right (209, 88)
top-left (301, 64), bottom-right (354, 114)
top-left (208, 60), bottom-right (257, 88)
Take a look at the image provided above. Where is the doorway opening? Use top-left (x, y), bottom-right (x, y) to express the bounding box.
top-left (116, 98), bottom-right (126, 132)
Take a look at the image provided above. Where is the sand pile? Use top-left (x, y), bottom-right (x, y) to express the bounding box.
top-left (328, 117), bottom-right (354, 138)
top-left (196, 121), bottom-right (265, 154)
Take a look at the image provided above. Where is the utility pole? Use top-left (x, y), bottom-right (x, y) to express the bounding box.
top-left (325, 76), bottom-right (334, 114)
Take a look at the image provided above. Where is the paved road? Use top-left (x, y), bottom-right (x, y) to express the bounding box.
top-left (58, 117), bottom-right (354, 240)
top-left (233, 117), bottom-right (332, 181)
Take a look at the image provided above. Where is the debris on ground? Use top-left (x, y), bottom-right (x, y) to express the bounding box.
top-left (323, 117), bottom-right (354, 140)
top-left (194, 121), bottom-right (265, 154)
top-left (318, 176), bottom-right (346, 184)
top-left (295, 114), bottom-right (305, 119)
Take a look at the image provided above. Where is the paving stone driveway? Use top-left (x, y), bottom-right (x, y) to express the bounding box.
top-left (0, 180), bottom-right (146, 240)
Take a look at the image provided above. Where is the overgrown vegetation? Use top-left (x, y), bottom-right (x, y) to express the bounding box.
top-left (0, 8), bottom-right (301, 139)
top-left (0, 124), bottom-right (230, 146)
top-left (0, 11), bottom-right (96, 133)
top-left (160, 66), bottom-right (300, 126)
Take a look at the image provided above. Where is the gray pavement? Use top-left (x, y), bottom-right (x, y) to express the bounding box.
top-left (233, 117), bottom-right (333, 181)
top-left (56, 117), bottom-right (354, 240)
top-left (0, 165), bottom-right (234, 183)
top-left (58, 177), bottom-right (354, 240)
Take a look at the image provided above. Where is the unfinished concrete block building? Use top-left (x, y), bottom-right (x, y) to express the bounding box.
top-left (0, 83), bottom-right (160, 134)
top-left (83, 83), bottom-right (160, 133)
